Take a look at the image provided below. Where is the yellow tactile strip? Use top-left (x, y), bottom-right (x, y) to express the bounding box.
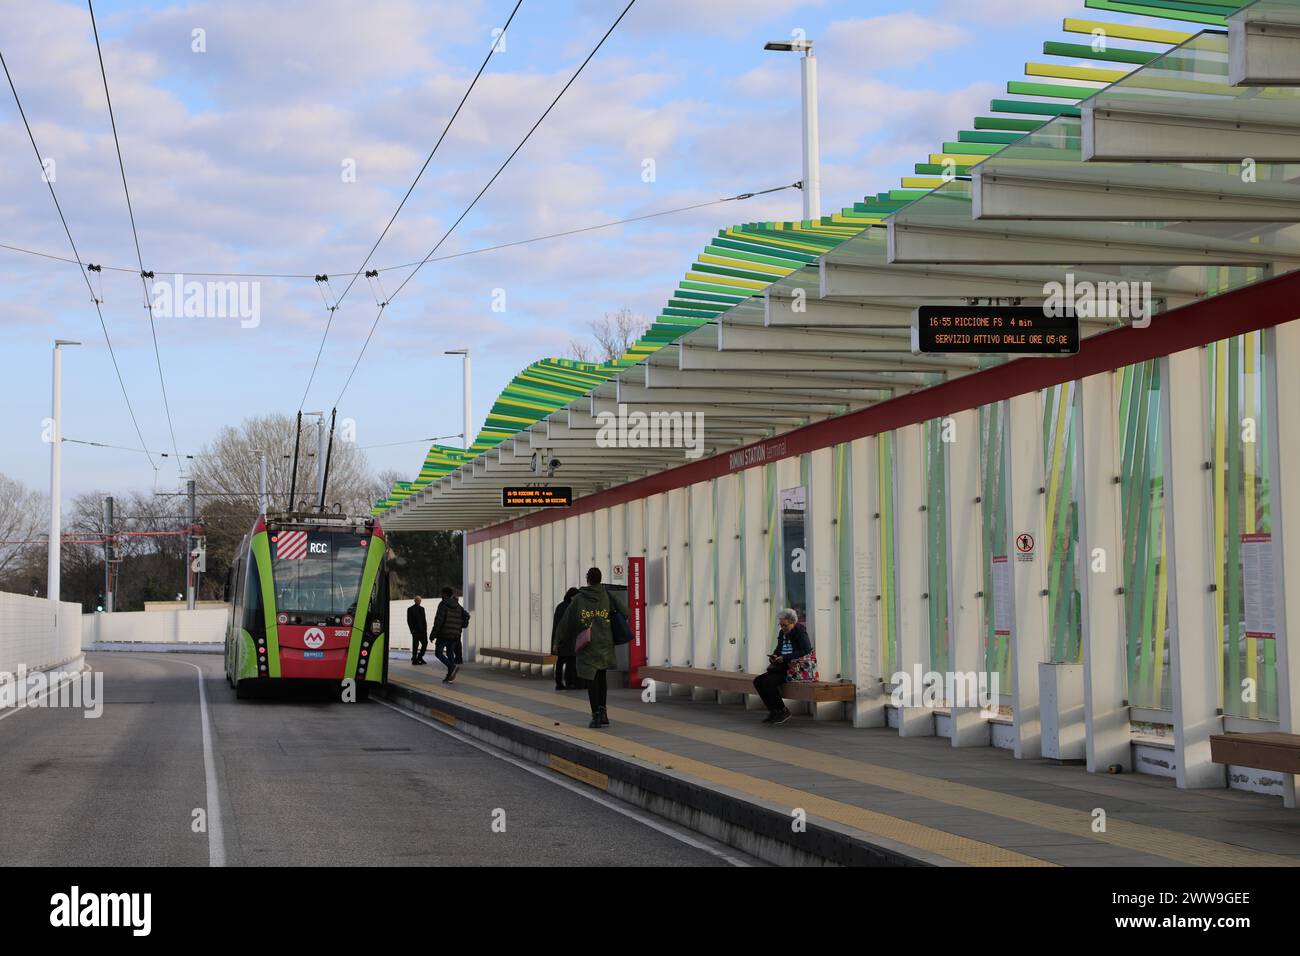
top-left (402, 668), bottom-right (1299, 868)
top-left (396, 670), bottom-right (1050, 866)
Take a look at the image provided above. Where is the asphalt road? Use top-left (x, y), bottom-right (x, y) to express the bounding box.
top-left (0, 652), bottom-right (739, 866)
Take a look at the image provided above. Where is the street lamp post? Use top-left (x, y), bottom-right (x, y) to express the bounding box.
top-left (48, 339), bottom-right (81, 603)
top-left (445, 349), bottom-right (472, 608)
top-left (764, 38), bottom-right (821, 222)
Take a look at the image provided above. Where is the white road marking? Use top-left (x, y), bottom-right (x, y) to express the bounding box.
top-left (377, 697), bottom-right (754, 867)
top-left (176, 659), bottom-right (226, 867)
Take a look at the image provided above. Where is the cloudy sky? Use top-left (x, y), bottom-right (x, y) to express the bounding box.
top-left (0, 0), bottom-right (1165, 504)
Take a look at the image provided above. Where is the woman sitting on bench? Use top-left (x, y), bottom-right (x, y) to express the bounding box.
top-left (753, 608), bottom-right (816, 725)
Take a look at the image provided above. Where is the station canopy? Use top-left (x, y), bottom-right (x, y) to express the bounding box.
top-left (376, 0), bottom-right (1300, 532)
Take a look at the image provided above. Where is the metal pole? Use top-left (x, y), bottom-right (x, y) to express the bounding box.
top-left (103, 496), bottom-right (114, 612)
top-left (316, 417), bottom-right (328, 507)
top-left (186, 478), bottom-right (196, 610)
top-left (462, 351), bottom-right (472, 456)
top-left (259, 451), bottom-right (268, 515)
top-left (288, 411), bottom-right (302, 512)
top-left (462, 352), bottom-right (471, 597)
top-left (47, 340), bottom-right (78, 602)
top-left (319, 408), bottom-right (337, 512)
top-left (800, 49), bottom-right (821, 222)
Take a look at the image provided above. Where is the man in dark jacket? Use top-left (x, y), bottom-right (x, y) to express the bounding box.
top-left (407, 596), bottom-right (427, 664)
top-left (555, 568), bottom-right (629, 728)
top-left (432, 586), bottom-right (471, 682)
top-left (551, 587), bottom-right (580, 691)
top-left (752, 608), bottom-right (812, 725)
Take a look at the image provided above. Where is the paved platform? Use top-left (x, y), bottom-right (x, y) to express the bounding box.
top-left (388, 661), bottom-right (1300, 867)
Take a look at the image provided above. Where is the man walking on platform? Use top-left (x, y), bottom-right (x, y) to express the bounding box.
top-left (432, 586), bottom-right (471, 682)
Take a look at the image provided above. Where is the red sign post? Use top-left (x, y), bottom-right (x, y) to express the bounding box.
top-left (628, 556), bottom-right (647, 687)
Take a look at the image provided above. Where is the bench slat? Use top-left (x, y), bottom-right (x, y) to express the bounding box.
top-left (1210, 732), bottom-right (1300, 774)
top-left (640, 665), bottom-right (854, 703)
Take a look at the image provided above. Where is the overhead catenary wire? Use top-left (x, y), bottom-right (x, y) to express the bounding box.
top-left (332, 0), bottom-right (638, 408)
top-left (297, 0), bottom-right (526, 413)
top-left (88, 0), bottom-right (183, 470)
top-left (62, 437), bottom-right (193, 458)
top-left (0, 181), bottom-right (799, 281)
top-left (357, 433), bottom-right (462, 450)
top-left (0, 47), bottom-right (158, 470)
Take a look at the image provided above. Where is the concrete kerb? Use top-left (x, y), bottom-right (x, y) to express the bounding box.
top-left (379, 678), bottom-right (942, 867)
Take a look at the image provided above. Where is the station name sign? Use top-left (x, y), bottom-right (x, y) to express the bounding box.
top-left (502, 486), bottom-right (573, 508)
top-left (912, 306), bottom-right (1080, 355)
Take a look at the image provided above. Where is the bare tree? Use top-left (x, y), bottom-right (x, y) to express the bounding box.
top-left (570, 307), bottom-right (648, 363)
top-left (191, 413), bottom-right (375, 518)
top-left (189, 414), bottom-right (378, 599)
top-left (0, 473), bottom-right (47, 583)
top-left (367, 468), bottom-right (407, 508)
top-left (568, 339), bottom-right (595, 363)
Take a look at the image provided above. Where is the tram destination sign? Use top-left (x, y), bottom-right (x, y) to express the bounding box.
top-left (502, 486), bottom-right (573, 508)
top-left (912, 305), bottom-right (1080, 356)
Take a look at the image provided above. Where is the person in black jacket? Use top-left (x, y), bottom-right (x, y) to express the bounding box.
top-left (407, 596), bottom-right (427, 664)
top-left (431, 586), bottom-right (471, 682)
top-left (752, 608), bottom-right (812, 725)
top-left (551, 587), bottom-right (580, 690)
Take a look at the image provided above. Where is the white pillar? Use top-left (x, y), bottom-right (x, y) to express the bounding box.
top-left (800, 51), bottom-right (821, 222)
top-left (667, 487), bottom-right (691, 682)
top-left (742, 466), bottom-right (772, 711)
top-left (1161, 347), bottom-right (1226, 789)
top-left (946, 409), bottom-right (990, 746)
top-left (645, 493), bottom-right (669, 670)
top-left (1266, 321), bottom-right (1300, 807)
top-left (527, 526), bottom-right (542, 659)
top-left (47, 343), bottom-right (67, 602)
top-left (1005, 394), bottom-right (1049, 759)
top-left (894, 423), bottom-right (933, 736)
top-left (609, 502), bottom-right (626, 585)
top-left (1076, 371), bottom-right (1132, 773)
top-left (715, 474), bottom-right (743, 677)
top-left (849, 436), bottom-right (886, 727)
top-left (808, 446), bottom-right (840, 719)
top-left (688, 481), bottom-right (716, 695)
top-left (564, 515), bottom-right (580, 590)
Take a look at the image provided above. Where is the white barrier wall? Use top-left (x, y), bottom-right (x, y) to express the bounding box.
top-left (83, 607), bottom-right (231, 646)
top-left (82, 602), bottom-right (437, 651)
top-left (0, 592), bottom-right (82, 674)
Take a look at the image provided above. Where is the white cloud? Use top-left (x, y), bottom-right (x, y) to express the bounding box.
top-left (820, 14), bottom-right (968, 70)
top-left (938, 0), bottom-right (1080, 20)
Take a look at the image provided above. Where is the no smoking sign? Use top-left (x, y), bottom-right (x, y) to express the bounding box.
top-left (1015, 532), bottom-right (1035, 562)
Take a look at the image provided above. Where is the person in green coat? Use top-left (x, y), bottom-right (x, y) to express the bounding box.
top-left (556, 567), bottom-right (629, 728)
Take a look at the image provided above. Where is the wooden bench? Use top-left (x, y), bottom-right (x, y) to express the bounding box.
top-left (640, 665), bottom-right (854, 703)
top-left (1210, 732), bottom-right (1300, 773)
top-left (477, 647), bottom-right (557, 666)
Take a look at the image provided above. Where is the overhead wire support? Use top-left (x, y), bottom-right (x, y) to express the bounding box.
top-left (297, 0), bottom-right (527, 413)
top-left (0, 47), bottom-right (158, 470)
top-left (333, 0), bottom-right (638, 408)
top-left (87, 0), bottom-right (182, 470)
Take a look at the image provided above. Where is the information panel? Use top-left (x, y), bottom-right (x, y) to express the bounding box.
top-left (501, 486), bottom-right (573, 508)
top-left (913, 306), bottom-right (1080, 355)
